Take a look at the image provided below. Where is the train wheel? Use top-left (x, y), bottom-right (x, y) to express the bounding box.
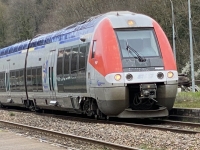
top-left (0, 102), bottom-right (3, 108)
top-left (29, 105), bottom-right (36, 111)
top-left (82, 99), bottom-right (93, 117)
top-left (96, 108), bottom-right (107, 120)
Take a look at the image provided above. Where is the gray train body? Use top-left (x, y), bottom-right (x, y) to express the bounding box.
top-left (0, 11), bottom-right (178, 118)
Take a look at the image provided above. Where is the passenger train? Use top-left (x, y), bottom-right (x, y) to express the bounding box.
top-left (0, 11), bottom-right (178, 118)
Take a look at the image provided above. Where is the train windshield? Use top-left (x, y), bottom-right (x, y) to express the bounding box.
top-left (116, 29), bottom-right (160, 58)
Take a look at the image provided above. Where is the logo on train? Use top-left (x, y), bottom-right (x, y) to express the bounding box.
top-left (97, 80), bottom-right (105, 86)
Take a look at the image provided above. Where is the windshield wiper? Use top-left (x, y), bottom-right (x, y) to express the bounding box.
top-left (126, 41), bottom-right (146, 62)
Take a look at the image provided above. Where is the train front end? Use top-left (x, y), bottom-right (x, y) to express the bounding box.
top-left (89, 11), bottom-right (178, 118)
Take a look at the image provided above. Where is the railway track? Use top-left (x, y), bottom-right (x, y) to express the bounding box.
top-left (169, 108), bottom-right (200, 120)
top-left (0, 120), bottom-right (140, 150)
top-left (168, 115), bottom-right (200, 123)
top-left (1, 108), bottom-right (200, 135)
top-left (114, 120), bottom-right (200, 134)
top-left (35, 111), bottom-right (200, 134)
top-left (1, 108), bottom-right (200, 150)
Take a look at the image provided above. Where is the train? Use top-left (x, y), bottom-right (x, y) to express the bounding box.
top-left (0, 11), bottom-right (178, 118)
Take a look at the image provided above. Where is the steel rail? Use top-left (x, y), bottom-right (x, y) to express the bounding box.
top-left (21, 113), bottom-right (200, 134)
top-left (111, 121), bottom-right (200, 134)
top-left (1, 108), bottom-right (200, 134)
top-left (158, 119), bottom-right (200, 127)
top-left (0, 120), bottom-right (141, 150)
top-left (169, 115), bottom-right (200, 121)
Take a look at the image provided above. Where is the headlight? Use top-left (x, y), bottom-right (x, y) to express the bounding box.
top-left (167, 72), bottom-right (174, 78)
top-left (114, 74), bottom-right (121, 81)
top-left (126, 73), bottom-right (133, 81)
top-left (157, 72), bottom-right (164, 79)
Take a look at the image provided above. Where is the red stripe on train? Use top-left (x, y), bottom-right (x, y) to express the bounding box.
top-left (153, 21), bottom-right (177, 70)
top-left (88, 19), bottom-right (122, 76)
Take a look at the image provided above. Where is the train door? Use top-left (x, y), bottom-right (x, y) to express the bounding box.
top-left (43, 50), bottom-right (57, 101)
top-left (88, 40), bottom-right (96, 96)
top-left (48, 50), bottom-right (57, 101)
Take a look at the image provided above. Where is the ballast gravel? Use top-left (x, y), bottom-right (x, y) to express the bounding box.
top-left (0, 110), bottom-right (200, 150)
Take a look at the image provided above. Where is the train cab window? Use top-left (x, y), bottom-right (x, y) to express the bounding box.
top-left (116, 29), bottom-right (160, 57)
top-left (91, 40), bottom-right (96, 58)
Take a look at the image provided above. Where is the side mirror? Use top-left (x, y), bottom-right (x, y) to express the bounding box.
top-left (80, 37), bottom-right (86, 42)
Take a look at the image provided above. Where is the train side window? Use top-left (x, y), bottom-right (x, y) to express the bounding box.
top-left (32, 68), bottom-right (37, 91)
top-left (0, 72), bottom-right (5, 92)
top-left (10, 71), bottom-right (16, 91)
top-left (57, 49), bottom-right (64, 76)
top-left (79, 45), bottom-right (86, 71)
top-left (57, 49), bottom-right (64, 92)
top-left (71, 47), bottom-right (78, 73)
top-left (62, 48), bottom-right (71, 92)
top-left (0, 73), bottom-right (2, 89)
top-left (27, 68), bottom-right (32, 91)
top-left (15, 70), bottom-right (20, 91)
top-left (91, 40), bottom-right (96, 58)
top-left (37, 67), bottom-right (43, 91)
top-left (76, 44), bottom-right (88, 93)
top-left (19, 70), bottom-right (24, 91)
top-left (64, 48), bottom-right (71, 75)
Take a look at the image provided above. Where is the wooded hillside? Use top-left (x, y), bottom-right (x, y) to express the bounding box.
top-left (0, 0), bottom-right (199, 77)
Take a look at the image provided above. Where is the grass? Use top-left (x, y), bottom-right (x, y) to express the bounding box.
top-left (174, 92), bottom-right (200, 108)
top-left (9, 112), bottom-right (15, 116)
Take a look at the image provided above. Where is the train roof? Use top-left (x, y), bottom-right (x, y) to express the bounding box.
top-left (0, 11), bottom-right (135, 56)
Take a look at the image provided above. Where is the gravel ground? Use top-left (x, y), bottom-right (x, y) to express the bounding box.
top-left (0, 110), bottom-right (200, 150)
